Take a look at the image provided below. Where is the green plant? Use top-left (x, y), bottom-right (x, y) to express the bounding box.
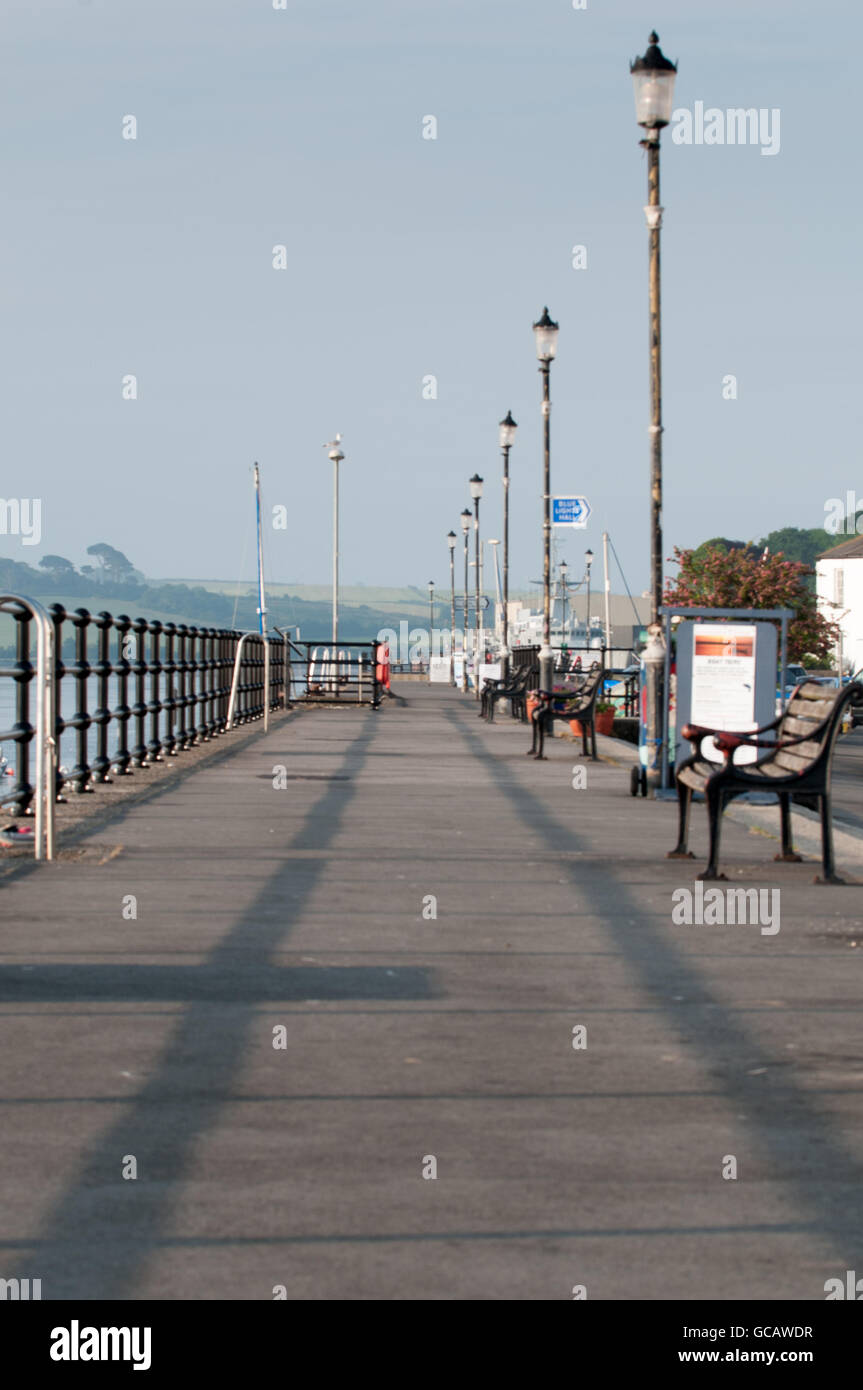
top-left (596, 700), bottom-right (616, 713)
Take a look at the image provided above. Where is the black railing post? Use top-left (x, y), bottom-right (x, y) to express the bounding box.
top-left (8, 604), bottom-right (35, 816)
top-left (176, 624), bottom-right (190, 748)
top-left (92, 611), bottom-right (113, 784)
top-left (130, 617), bottom-right (149, 767)
top-left (70, 608), bottom-right (93, 794)
top-left (193, 627), bottom-right (208, 742)
top-left (204, 628), bottom-right (216, 737)
top-left (113, 614), bottom-right (133, 776)
top-left (48, 603), bottom-right (68, 798)
top-left (162, 623), bottom-right (177, 755)
top-left (147, 619), bottom-right (163, 764)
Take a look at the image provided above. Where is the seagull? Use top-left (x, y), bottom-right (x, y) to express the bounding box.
top-left (324, 433), bottom-right (344, 458)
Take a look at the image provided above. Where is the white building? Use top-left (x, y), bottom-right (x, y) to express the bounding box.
top-left (816, 537), bottom-right (863, 675)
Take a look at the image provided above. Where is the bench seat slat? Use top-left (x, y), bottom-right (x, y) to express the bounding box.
top-left (780, 714), bottom-right (826, 738)
top-left (786, 698), bottom-right (834, 721)
top-left (796, 681), bottom-right (836, 701)
top-left (774, 749), bottom-right (817, 774)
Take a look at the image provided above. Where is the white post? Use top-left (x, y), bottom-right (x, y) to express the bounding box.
top-left (332, 456), bottom-right (339, 647)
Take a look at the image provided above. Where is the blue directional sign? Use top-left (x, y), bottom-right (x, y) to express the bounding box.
top-left (454, 595), bottom-right (491, 611)
top-left (552, 495), bottom-right (592, 528)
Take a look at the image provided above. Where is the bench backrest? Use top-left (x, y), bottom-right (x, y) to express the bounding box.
top-left (771, 680), bottom-right (862, 776)
top-left (549, 662), bottom-right (603, 712)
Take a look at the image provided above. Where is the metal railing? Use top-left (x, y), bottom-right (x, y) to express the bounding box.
top-left (0, 600), bottom-right (288, 835)
top-left (288, 641), bottom-right (382, 707)
top-left (0, 596), bottom-right (57, 858)
top-left (510, 644), bottom-right (639, 717)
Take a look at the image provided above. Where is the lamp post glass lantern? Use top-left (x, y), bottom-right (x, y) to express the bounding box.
top-left (533, 308), bottom-right (559, 694)
top-left (630, 31), bottom-right (677, 790)
top-left (460, 508), bottom-right (471, 693)
top-left (499, 410), bottom-right (517, 677)
top-left (630, 30), bottom-right (677, 129)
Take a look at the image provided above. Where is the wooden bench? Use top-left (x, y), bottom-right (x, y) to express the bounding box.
top-left (668, 679), bottom-right (863, 883)
top-left (527, 662), bottom-right (604, 761)
top-left (481, 663), bottom-right (538, 722)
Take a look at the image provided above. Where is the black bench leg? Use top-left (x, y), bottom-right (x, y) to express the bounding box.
top-left (815, 794), bottom-right (845, 884)
top-left (487, 696), bottom-right (495, 723)
top-left (698, 783), bottom-right (727, 881)
top-left (527, 712), bottom-right (539, 756)
top-left (667, 781), bottom-right (695, 858)
top-left (774, 794), bottom-right (802, 863)
top-left (535, 713), bottom-right (547, 759)
top-left (590, 716), bottom-right (598, 762)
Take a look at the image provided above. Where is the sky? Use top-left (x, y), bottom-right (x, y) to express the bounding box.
top-left (1, 0), bottom-right (860, 597)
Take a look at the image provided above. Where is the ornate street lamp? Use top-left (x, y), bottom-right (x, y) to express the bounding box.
top-left (469, 474), bottom-right (484, 698)
top-left (460, 508), bottom-right (472, 693)
top-left (498, 411), bottom-right (517, 681)
top-left (585, 549), bottom-right (594, 646)
top-left (533, 308), bottom-right (559, 694)
top-left (630, 30), bottom-right (677, 789)
top-left (447, 531), bottom-right (457, 686)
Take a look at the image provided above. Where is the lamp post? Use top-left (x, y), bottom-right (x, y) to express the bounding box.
top-left (324, 434), bottom-right (345, 647)
top-left (630, 30), bottom-right (677, 789)
top-left (460, 508), bottom-right (471, 693)
top-left (469, 474), bottom-right (484, 698)
top-left (499, 410), bottom-right (518, 680)
top-left (447, 531), bottom-right (457, 686)
top-left (559, 559), bottom-right (568, 647)
top-left (427, 581), bottom-right (435, 680)
top-left (585, 549), bottom-right (594, 648)
top-left (533, 308), bottom-right (559, 694)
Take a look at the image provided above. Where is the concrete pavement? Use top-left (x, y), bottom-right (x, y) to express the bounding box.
top-left (1, 683), bottom-right (862, 1300)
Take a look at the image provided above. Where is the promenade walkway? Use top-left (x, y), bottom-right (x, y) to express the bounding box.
top-left (1, 684), bottom-right (861, 1300)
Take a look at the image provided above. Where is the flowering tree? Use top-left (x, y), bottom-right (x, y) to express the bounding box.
top-left (664, 544), bottom-right (838, 663)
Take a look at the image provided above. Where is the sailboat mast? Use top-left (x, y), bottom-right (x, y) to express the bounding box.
top-left (254, 462), bottom-right (266, 636)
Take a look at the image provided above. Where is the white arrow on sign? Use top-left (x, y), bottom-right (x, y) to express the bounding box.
top-left (552, 496), bottom-right (592, 528)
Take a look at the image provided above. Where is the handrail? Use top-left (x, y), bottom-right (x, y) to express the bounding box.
top-left (0, 600), bottom-right (288, 855)
top-left (0, 595), bottom-right (56, 859)
top-left (226, 632), bottom-right (266, 732)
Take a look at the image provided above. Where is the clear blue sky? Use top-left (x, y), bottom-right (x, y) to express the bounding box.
top-left (2, 0), bottom-right (858, 595)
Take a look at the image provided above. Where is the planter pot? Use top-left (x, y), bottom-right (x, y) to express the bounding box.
top-left (526, 696), bottom-right (541, 724)
top-left (595, 710), bottom-right (615, 736)
top-left (569, 719), bottom-right (584, 738)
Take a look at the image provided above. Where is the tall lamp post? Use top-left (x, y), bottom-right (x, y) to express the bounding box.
top-left (533, 308), bottom-right (559, 694)
top-left (585, 549), bottom-right (594, 648)
top-left (630, 30), bottom-right (677, 788)
top-left (559, 559), bottom-right (568, 647)
top-left (469, 474), bottom-right (484, 698)
top-left (460, 508), bottom-right (471, 693)
top-left (324, 434), bottom-right (345, 647)
top-left (499, 411), bottom-right (518, 680)
top-left (447, 531), bottom-right (457, 686)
